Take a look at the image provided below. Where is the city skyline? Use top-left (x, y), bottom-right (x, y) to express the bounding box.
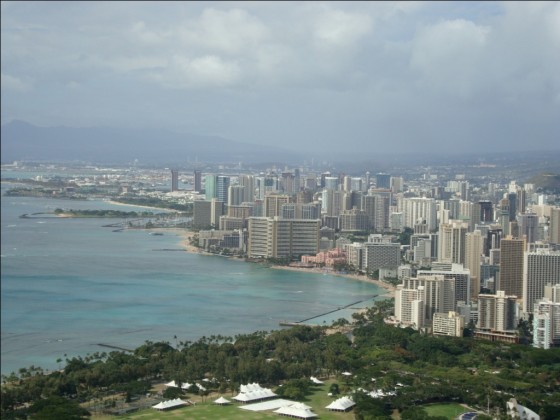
top-left (2, 1), bottom-right (559, 159)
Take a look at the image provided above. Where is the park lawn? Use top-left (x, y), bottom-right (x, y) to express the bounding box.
top-left (113, 380), bottom-right (355, 420)
top-left (422, 402), bottom-right (469, 419)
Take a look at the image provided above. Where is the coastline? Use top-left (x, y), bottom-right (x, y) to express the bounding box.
top-left (167, 227), bottom-right (396, 297)
top-left (106, 199), bottom-right (177, 213)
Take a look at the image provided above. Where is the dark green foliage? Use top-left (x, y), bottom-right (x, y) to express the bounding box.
top-left (28, 396), bottom-right (90, 419)
top-left (2, 299), bottom-right (560, 419)
top-left (162, 386), bottom-right (185, 399)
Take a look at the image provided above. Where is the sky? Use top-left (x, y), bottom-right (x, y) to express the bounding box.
top-left (1, 1), bottom-right (559, 156)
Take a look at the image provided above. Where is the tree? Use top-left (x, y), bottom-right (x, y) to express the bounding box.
top-left (28, 396), bottom-right (90, 420)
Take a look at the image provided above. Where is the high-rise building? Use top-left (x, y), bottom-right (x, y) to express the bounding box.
top-left (281, 203), bottom-right (321, 220)
top-left (401, 197), bottom-right (437, 232)
top-left (194, 170), bottom-right (202, 192)
top-left (247, 217), bottom-right (320, 260)
top-left (466, 230), bottom-right (483, 300)
top-left (418, 262), bottom-right (471, 306)
top-left (523, 248), bottom-right (560, 313)
top-left (228, 185), bottom-right (246, 207)
top-left (550, 207), bottom-right (560, 245)
top-left (171, 169), bottom-right (179, 192)
top-left (376, 173), bottom-right (391, 189)
top-left (533, 297), bottom-right (560, 349)
top-left (498, 236), bottom-right (526, 298)
top-left (239, 175), bottom-right (255, 202)
top-left (518, 213), bottom-right (539, 244)
top-left (264, 194), bottom-right (290, 218)
top-left (193, 200), bottom-right (212, 229)
top-left (340, 208), bottom-right (369, 233)
top-left (363, 242), bottom-right (401, 273)
top-left (402, 275), bottom-right (455, 322)
top-left (507, 192), bottom-right (517, 222)
top-left (394, 285), bottom-right (425, 329)
top-left (205, 174), bottom-right (217, 200)
top-left (216, 176), bottom-right (230, 203)
top-left (433, 311), bottom-right (465, 337)
top-left (438, 221), bottom-right (468, 264)
top-left (479, 201), bottom-right (493, 222)
top-left (476, 290), bottom-right (518, 343)
top-left (486, 228), bottom-right (503, 256)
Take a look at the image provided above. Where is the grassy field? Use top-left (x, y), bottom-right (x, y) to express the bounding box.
top-left (107, 380), bottom-right (355, 420)
top-left (422, 402), bottom-right (469, 419)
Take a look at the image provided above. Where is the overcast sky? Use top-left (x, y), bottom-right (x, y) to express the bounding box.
top-left (1, 1), bottom-right (559, 156)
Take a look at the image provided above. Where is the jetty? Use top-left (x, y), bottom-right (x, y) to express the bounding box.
top-left (279, 296), bottom-right (377, 327)
top-left (97, 343), bottom-right (134, 352)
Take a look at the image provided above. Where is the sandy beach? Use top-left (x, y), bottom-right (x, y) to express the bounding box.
top-left (165, 228), bottom-right (396, 296)
top-left (269, 264), bottom-right (396, 296)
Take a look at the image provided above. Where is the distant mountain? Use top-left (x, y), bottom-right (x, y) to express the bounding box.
top-left (0, 120), bottom-right (297, 165)
top-left (527, 172), bottom-right (560, 193)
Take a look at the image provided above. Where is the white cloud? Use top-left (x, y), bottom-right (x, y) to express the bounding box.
top-left (312, 7), bottom-right (373, 48)
top-left (1, 72), bottom-right (32, 92)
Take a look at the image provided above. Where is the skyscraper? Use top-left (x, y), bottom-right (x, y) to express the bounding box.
top-left (466, 230), bottom-right (483, 300)
top-left (171, 169), bottom-right (179, 192)
top-left (523, 248), bottom-right (560, 313)
top-left (376, 173), bottom-right (391, 189)
top-left (498, 236), bottom-right (526, 298)
top-left (193, 170), bottom-right (202, 192)
top-left (518, 213), bottom-right (539, 244)
top-left (438, 221), bottom-right (468, 264)
top-left (549, 207), bottom-right (560, 245)
top-left (216, 176), bottom-right (230, 203)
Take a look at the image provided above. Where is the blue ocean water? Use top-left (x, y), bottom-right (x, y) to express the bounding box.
top-left (1, 183), bottom-right (384, 375)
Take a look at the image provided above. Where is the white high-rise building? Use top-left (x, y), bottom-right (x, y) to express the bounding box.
top-left (394, 285), bottom-right (425, 329)
top-left (477, 290), bottom-right (518, 335)
top-left (401, 197), bottom-right (437, 232)
top-left (523, 248), bottom-right (560, 313)
top-left (533, 298), bottom-right (560, 349)
top-left (402, 275), bottom-right (455, 322)
top-left (438, 221), bottom-right (468, 264)
top-left (433, 312), bottom-right (465, 337)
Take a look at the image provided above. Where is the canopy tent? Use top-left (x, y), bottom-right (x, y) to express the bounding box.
top-left (152, 398), bottom-right (188, 411)
top-left (274, 402), bottom-right (317, 419)
top-left (214, 396), bottom-right (231, 405)
top-left (341, 371), bottom-right (352, 376)
top-left (325, 396), bottom-right (355, 412)
top-left (233, 383), bottom-right (276, 403)
top-left (310, 376), bottom-right (324, 384)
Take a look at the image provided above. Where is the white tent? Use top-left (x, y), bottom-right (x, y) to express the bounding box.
top-left (164, 380), bottom-right (178, 388)
top-left (233, 383), bottom-right (277, 403)
top-left (214, 396), bottom-right (231, 405)
top-left (274, 402), bottom-right (317, 419)
top-left (180, 382), bottom-right (192, 390)
top-left (152, 398), bottom-right (188, 411)
top-left (341, 371), bottom-right (352, 376)
top-left (325, 396), bottom-right (355, 412)
top-left (310, 376), bottom-right (324, 384)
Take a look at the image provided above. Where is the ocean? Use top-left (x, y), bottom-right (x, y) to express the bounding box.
top-left (0, 182), bottom-right (384, 375)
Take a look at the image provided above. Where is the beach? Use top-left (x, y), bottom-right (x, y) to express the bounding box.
top-left (171, 228), bottom-right (396, 296)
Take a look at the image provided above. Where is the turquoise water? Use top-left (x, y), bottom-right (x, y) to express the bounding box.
top-left (1, 183), bottom-right (383, 375)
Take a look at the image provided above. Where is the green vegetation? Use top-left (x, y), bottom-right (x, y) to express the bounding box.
top-left (53, 209), bottom-right (156, 218)
top-left (422, 403), bottom-right (468, 418)
top-left (2, 301), bottom-right (559, 419)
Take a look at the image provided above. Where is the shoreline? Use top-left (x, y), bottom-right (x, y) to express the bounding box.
top-left (106, 199), bottom-right (177, 213)
top-left (166, 228), bottom-right (396, 296)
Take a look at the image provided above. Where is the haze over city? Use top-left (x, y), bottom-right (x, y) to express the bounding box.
top-left (2, 1), bottom-right (559, 160)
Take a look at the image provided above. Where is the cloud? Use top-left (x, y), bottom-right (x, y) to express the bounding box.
top-left (1, 2), bottom-right (558, 154)
top-left (1, 72), bottom-right (32, 92)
